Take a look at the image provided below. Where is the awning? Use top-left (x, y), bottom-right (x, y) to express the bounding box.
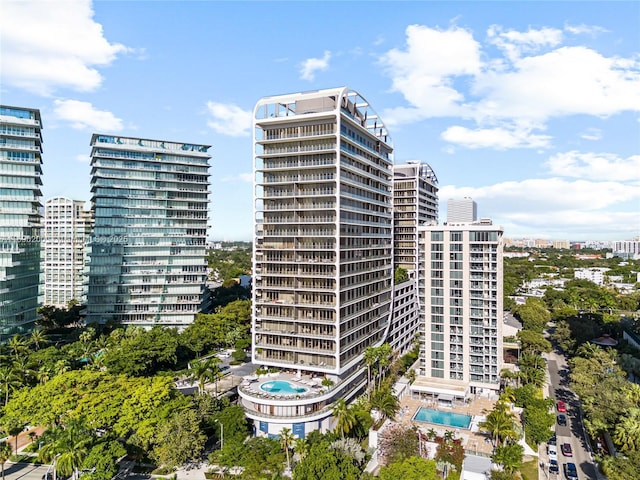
top-left (438, 393), bottom-right (455, 402)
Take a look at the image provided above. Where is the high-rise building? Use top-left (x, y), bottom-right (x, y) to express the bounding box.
top-left (0, 106), bottom-right (43, 341)
top-left (86, 135), bottom-right (210, 327)
top-left (245, 87), bottom-right (394, 437)
top-left (43, 197), bottom-right (92, 307)
top-left (447, 197), bottom-right (477, 223)
top-left (393, 162), bottom-right (439, 274)
top-left (412, 220), bottom-right (503, 401)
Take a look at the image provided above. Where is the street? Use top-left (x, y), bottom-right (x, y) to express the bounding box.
top-left (3, 462), bottom-right (50, 480)
top-left (544, 344), bottom-right (600, 480)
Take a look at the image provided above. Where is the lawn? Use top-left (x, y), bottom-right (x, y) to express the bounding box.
top-left (520, 459), bottom-right (539, 480)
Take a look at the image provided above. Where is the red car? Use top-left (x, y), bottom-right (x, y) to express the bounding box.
top-left (561, 443), bottom-right (573, 457)
top-left (557, 400), bottom-right (566, 413)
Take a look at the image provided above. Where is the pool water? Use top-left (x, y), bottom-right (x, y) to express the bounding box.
top-left (260, 380), bottom-right (308, 395)
top-left (413, 407), bottom-right (472, 429)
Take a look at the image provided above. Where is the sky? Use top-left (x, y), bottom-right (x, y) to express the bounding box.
top-left (1, 1), bottom-right (639, 242)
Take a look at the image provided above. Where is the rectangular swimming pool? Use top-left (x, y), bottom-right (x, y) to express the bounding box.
top-left (412, 407), bottom-right (472, 429)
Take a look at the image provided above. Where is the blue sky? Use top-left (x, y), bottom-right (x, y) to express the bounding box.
top-left (2, 0), bottom-right (639, 242)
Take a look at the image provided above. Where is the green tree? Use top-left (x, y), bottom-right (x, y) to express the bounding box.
top-left (189, 357), bottom-right (221, 394)
top-left (369, 387), bottom-right (400, 423)
top-left (516, 330), bottom-right (551, 354)
top-left (280, 427), bottom-right (294, 471)
top-left (364, 346), bottom-right (378, 398)
top-left (0, 367), bottom-right (20, 405)
top-left (292, 440), bottom-right (362, 480)
top-left (153, 409), bottom-right (206, 468)
top-left (378, 456), bottom-right (438, 480)
top-left (480, 402), bottom-right (517, 447)
top-left (492, 444), bottom-right (524, 475)
top-left (613, 408), bottom-right (640, 452)
top-left (29, 329), bottom-right (49, 351)
top-left (0, 441), bottom-right (12, 480)
top-left (332, 399), bottom-right (356, 439)
top-left (394, 267), bottom-right (409, 284)
top-left (41, 420), bottom-right (94, 480)
top-left (81, 439), bottom-right (127, 480)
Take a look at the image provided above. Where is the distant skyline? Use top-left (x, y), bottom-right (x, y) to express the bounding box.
top-left (1, 1), bottom-right (638, 241)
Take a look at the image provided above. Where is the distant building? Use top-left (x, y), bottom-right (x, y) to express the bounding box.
top-left (574, 267), bottom-right (609, 286)
top-left (447, 197), bottom-right (477, 223)
top-left (86, 134), bottom-right (211, 327)
top-left (43, 197), bottom-right (92, 307)
top-left (0, 106), bottom-right (43, 341)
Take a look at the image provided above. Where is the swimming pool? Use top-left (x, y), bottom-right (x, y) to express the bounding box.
top-left (260, 380), bottom-right (308, 395)
top-left (413, 407), bottom-right (472, 429)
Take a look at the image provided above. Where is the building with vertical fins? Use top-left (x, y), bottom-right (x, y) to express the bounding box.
top-left (447, 197), bottom-right (477, 223)
top-left (412, 219), bottom-right (504, 401)
top-left (244, 87), bottom-right (394, 437)
top-left (86, 135), bottom-right (210, 328)
top-left (392, 162), bottom-right (439, 274)
top-left (0, 106), bottom-right (43, 341)
top-left (43, 197), bottom-right (92, 307)
top-left (389, 162), bottom-right (439, 359)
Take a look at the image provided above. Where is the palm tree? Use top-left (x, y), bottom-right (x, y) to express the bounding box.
top-left (0, 367), bottom-right (20, 405)
top-left (294, 438), bottom-right (309, 460)
top-left (491, 443), bottom-right (524, 475)
top-left (6, 335), bottom-right (28, 359)
top-left (480, 403), bottom-right (517, 448)
top-left (279, 427), bottom-right (294, 471)
top-left (332, 398), bottom-right (356, 439)
top-left (12, 357), bottom-right (35, 386)
top-left (29, 329), bottom-right (49, 351)
top-left (189, 358), bottom-right (221, 395)
top-left (39, 420), bottom-right (93, 480)
top-left (363, 346), bottom-right (378, 398)
top-left (369, 388), bottom-right (400, 422)
top-left (377, 344), bottom-right (393, 388)
top-left (0, 441), bottom-right (12, 480)
top-left (613, 408), bottom-right (640, 452)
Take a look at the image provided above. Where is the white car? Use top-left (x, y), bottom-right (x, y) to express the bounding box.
top-left (548, 445), bottom-right (558, 462)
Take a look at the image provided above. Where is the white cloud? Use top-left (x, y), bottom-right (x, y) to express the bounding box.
top-left (441, 124), bottom-right (552, 149)
top-left (580, 128), bottom-right (602, 141)
top-left (380, 24), bottom-right (482, 121)
top-left (300, 51), bottom-right (331, 81)
top-left (473, 46), bottom-right (640, 122)
top-left (564, 24), bottom-right (609, 36)
top-left (53, 99), bottom-right (123, 131)
top-left (205, 101), bottom-right (252, 137)
top-left (545, 151), bottom-right (640, 181)
top-left (75, 154), bottom-right (90, 163)
top-left (0, 0), bottom-right (131, 95)
top-left (380, 23), bottom-right (640, 140)
top-left (487, 25), bottom-right (563, 61)
top-left (440, 177), bottom-right (640, 238)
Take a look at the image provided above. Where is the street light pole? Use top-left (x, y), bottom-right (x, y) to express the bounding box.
top-left (214, 420), bottom-right (224, 449)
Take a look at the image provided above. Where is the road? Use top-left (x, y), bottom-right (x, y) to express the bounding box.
top-left (3, 462), bottom-right (51, 480)
top-left (544, 340), bottom-right (600, 480)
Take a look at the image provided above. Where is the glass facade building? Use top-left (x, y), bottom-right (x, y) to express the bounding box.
top-left (0, 106), bottom-right (43, 341)
top-left (86, 135), bottom-right (210, 327)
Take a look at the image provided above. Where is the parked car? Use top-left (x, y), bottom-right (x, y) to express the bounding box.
top-left (548, 444), bottom-right (558, 461)
top-left (561, 443), bottom-right (573, 457)
top-left (564, 462), bottom-right (578, 480)
top-left (557, 400), bottom-right (567, 412)
top-left (549, 433), bottom-right (557, 446)
top-left (557, 414), bottom-right (567, 426)
top-left (549, 459), bottom-right (559, 475)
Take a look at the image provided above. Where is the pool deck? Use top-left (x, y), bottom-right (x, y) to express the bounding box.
top-left (395, 394), bottom-right (498, 456)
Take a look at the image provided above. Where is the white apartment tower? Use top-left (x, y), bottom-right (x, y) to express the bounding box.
top-left (247, 87), bottom-right (393, 436)
top-left (447, 197), bottom-right (477, 223)
top-left (413, 221), bottom-right (504, 400)
top-left (43, 197), bottom-right (92, 307)
top-left (86, 135), bottom-right (210, 327)
top-left (0, 106), bottom-right (43, 341)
